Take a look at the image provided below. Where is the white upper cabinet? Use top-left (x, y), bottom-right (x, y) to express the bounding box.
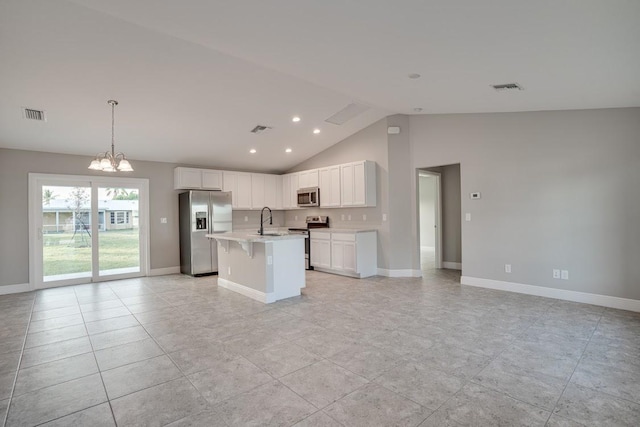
top-left (223, 171), bottom-right (252, 209)
top-left (340, 160), bottom-right (376, 207)
top-left (177, 161), bottom-right (374, 209)
top-left (264, 174), bottom-right (282, 209)
top-left (201, 170), bottom-right (223, 190)
top-left (281, 173), bottom-right (300, 209)
top-left (174, 167), bottom-right (223, 190)
top-left (319, 166), bottom-right (341, 207)
top-left (298, 169), bottom-right (319, 189)
top-left (252, 173), bottom-right (282, 210)
top-left (251, 174), bottom-right (265, 208)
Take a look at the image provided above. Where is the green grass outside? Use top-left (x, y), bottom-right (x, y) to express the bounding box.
top-left (43, 229), bottom-right (139, 276)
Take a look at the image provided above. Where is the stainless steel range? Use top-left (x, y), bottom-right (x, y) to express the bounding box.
top-left (288, 216), bottom-right (329, 270)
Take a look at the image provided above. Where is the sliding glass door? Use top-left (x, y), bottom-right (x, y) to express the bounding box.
top-left (97, 186), bottom-right (141, 278)
top-left (30, 174), bottom-right (149, 289)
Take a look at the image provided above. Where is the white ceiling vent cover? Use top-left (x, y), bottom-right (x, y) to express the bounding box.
top-left (250, 125), bottom-right (272, 134)
top-left (325, 103), bottom-right (370, 125)
top-left (491, 83), bottom-right (524, 91)
top-left (22, 108), bottom-right (47, 121)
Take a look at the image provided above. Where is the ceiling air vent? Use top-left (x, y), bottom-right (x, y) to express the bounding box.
top-left (250, 125), bottom-right (272, 134)
top-left (325, 103), bottom-right (370, 125)
top-left (491, 83), bottom-right (524, 91)
top-left (22, 108), bottom-right (47, 121)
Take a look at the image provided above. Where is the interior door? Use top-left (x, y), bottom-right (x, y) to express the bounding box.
top-left (30, 174), bottom-right (149, 289)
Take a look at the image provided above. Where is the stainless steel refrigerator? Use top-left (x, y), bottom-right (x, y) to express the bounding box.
top-left (179, 191), bottom-right (232, 276)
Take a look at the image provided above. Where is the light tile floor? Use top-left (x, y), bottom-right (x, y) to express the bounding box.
top-left (1, 270), bottom-right (639, 426)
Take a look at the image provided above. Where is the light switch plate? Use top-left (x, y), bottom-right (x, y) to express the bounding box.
top-left (383, 214), bottom-right (387, 221)
top-left (244, 216), bottom-right (248, 222)
top-left (363, 214), bottom-right (367, 221)
top-left (561, 270), bottom-right (569, 280)
top-left (465, 213), bottom-right (471, 221)
top-left (505, 264), bottom-right (511, 273)
top-left (160, 217), bottom-right (167, 224)
top-left (553, 269), bottom-right (561, 279)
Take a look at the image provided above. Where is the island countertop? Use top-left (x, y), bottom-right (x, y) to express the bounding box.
top-left (205, 231), bottom-right (305, 243)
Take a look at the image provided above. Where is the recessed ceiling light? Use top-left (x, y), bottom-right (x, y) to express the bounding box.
top-left (313, 128), bottom-right (320, 134)
top-left (249, 149), bottom-right (257, 154)
top-left (285, 148), bottom-right (292, 153)
top-left (408, 73), bottom-right (421, 79)
top-left (292, 116), bottom-right (301, 123)
top-left (413, 108), bottom-right (423, 112)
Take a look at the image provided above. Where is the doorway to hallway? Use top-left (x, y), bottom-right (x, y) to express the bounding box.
top-left (417, 164), bottom-right (462, 272)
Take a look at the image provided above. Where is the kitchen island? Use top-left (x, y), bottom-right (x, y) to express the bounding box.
top-left (206, 231), bottom-right (306, 303)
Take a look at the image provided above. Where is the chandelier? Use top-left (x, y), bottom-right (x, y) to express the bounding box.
top-left (88, 100), bottom-right (134, 172)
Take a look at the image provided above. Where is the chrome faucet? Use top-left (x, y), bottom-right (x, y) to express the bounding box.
top-left (259, 207), bottom-right (272, 235)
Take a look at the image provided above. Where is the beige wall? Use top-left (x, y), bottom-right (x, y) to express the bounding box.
top-left (409, 108), bottom-right (640, 300)
top-left (0, 148), bottom-right (180, 287)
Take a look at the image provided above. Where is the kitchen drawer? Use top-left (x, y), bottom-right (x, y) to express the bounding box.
top-left (310, 231), bottom-right (331, 240)
top-left (331, 233), bottom-right (356, 242)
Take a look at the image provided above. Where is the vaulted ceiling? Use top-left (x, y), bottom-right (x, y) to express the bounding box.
top-left (1, 1), bottom-right (638, 173)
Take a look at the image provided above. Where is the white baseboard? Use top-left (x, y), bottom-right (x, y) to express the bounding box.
top-left (149, 267), bottom-right (181, 276)
top-left (442, 262), bottom-right (462, 270)
top-left (377, 268), bottom-right (423, 278)
top-left (461, 276), bottom-right (640, 313)
top-left (0, 283), bottom-right (32, 295)
top-left (217, 278), bottom-right (275, 304)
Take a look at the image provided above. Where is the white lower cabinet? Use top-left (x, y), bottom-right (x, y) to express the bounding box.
top-left (310, 230), bottom-right (377, 278)
top-left (310, 237), bottom-right (331, 269)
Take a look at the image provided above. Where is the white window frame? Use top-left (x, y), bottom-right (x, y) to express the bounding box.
top-left (28, 173), bottom-right (150, 290)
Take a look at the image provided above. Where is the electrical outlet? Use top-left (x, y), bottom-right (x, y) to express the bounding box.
top-left (160, 217), bottom-right (167, 224)
top-left (553, 269), bottom-right (561, 279)
top-left (383, 214), bottom-right (387, 221)
top-left (244, 216), bottom-right (248, 222)
top-left (341, 214), bottom-right (345, 221)
top-left (348, 214), bottom-right (352, 221)
top-left (465, 213), bottom-right (471, 221)
top-left (294, 215), bottom-right (298, 221)
top-left (363, 214), bottom-right (367, 221)
top-left (267, 256), bottom-right (273, 265)
top-left (505, 264), bottom-right (511, 273)
top-left (561, 270), bottom-right (569, 280)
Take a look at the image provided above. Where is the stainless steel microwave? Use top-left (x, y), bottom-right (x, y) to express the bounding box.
top-left (297, 187), bottom-right (320, 207)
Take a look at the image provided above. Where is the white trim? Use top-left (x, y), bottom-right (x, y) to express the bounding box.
top-left (443, 262), bottom-right (462, 270)
top-left (150, 267), bottom-right (181, 276)
top-left (377, 268), bottom-right (423, 278)
top-left (217, 278), bottom-right (275, 303)
top-left (461, 276), bottom-right (640, 313)
top-left (29, 173), bottom-right (150, 290)
top-left (0, 283), bottom-right (32, 295)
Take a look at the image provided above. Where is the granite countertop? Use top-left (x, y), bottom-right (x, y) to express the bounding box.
top-left (206, 231), bottom-right (306, 243)
top-left (308, 228), bottom-right (377, 233)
